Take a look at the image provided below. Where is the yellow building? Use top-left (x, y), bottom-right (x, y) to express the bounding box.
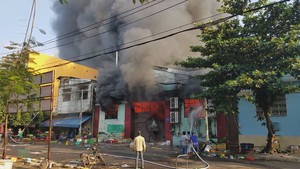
top-left (28, 52), bottom-right (98, 112)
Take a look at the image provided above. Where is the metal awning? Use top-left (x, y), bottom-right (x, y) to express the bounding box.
top-left (40, 116), bottom-right (91, 128)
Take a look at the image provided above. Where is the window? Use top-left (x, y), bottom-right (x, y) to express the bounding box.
top-left (62, 88), bottom-right (71, 102)
top-left (105, 104), bottom-right (118, 119)
top-left (256, 95), bottom-right (287, 117)
top-left (62, 78), bottom-right (69, 86)
top-left (170, 111), bottom-right (179, 123)
top-left (41, 71), bottom-right (53, 84)
top-left (78, 86), bottom-right (89, 100)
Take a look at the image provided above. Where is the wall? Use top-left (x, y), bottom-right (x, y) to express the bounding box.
top-left (98, 104), bottom-right (126, 140)
top-left (238, 93), bottom-right (300, 151)
top-left (57, 82), bottom-right (95, 114)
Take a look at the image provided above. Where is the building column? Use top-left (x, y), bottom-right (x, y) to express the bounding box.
top-left (164, 101), bottom-right (172, 144)
top-left (124, 104), bottom-right (132, 139)
top-left (92, 105), bottom-right (100, 138)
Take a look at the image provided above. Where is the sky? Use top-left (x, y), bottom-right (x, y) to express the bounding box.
top-left (0, 0), bottom-right (58, 57)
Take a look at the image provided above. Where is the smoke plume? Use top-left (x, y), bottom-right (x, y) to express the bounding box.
top-left (51, 0), bottom-right (220, 109)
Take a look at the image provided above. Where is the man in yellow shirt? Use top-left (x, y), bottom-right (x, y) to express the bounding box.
top-left (133, 131), bottom-right (146, 169)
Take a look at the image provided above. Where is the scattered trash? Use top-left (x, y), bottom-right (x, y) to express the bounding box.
top-left (62, 164), bottom-right (77, 168)
top-left (238, 156), bottom-right (245, 160)
top-left (121, 164), bottom-right (130, 168)
top-left (84, 144), bottom-right (91, 148)
top-left (246, 157), bottom-right (255, 161)
top-left (68, 159), bottom-right (82, 164)
top-left (25, 158), bottom-right (32, 163)
top-left (10, 157), bottom-right (17, 162)
top-left (157, 140), bottom-right (171, 146)
top-left (207, 153), bottom-right (216, 157)
top-left (220, 153), bottom-right (226, 158)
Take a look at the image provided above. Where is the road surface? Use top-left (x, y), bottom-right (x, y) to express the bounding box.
top-left (1, 142), bottom-right (299, 169)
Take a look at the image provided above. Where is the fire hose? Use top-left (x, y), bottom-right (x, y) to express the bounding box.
top-left (102, 145), bottom-right (209, 169)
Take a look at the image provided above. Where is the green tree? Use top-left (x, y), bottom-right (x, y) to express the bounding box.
top-left (0, 0), bottom-right (44, 129)
top-left (177, 0), bottom-right (300, 153)
top-left (0, 44), bottom-right (40, 158)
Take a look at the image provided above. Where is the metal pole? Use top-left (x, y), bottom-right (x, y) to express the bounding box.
top-left (204, 98), bottom-right (210, 142)
top-left (47, 108), bottom-right (53, 162)
top-left (79, 89), bottom-right (83, 137)
top-left (116, 51), bottom-right (118, 67)
top-left (47, 73), bottom-right (54, 163)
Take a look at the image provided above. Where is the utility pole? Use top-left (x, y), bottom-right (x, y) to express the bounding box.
top-left (204, 98), bottom-right (210, 142)
top-left (79, 89), bottom-right (83, 137)
top-left (47, 106), bottom-right (53, 162)
top-left (116, 51), bottom-right (119, 67)
top-left (47, 82), bottom-right (54, 165)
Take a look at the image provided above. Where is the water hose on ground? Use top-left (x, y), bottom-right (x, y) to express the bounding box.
top-left (102, 145), bottom-right (209, 169)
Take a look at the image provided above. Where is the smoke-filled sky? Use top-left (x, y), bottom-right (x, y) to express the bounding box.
top-left (51, 0), bottom-right (220, 108)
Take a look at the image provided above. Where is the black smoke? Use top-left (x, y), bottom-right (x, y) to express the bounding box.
top-left (51, 0), bottom-right (220, 109)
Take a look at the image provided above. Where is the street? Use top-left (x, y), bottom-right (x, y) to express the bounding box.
top-left (1, 142), bottom-right (299, 169)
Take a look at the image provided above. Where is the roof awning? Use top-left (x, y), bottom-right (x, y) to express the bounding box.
top-left (40, 116), bottom-right (91, 128)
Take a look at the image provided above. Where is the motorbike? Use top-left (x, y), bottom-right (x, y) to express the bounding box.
top-left (80, 146), bottom-right (106, 168)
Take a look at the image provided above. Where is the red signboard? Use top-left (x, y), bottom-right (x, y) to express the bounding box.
top-left (184, 99), bottom-right (205, 118)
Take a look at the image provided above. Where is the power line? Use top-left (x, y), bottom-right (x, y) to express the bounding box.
top-left (37, 0), bottom-right (188, 53)
top-left (43, 0), bottom-right (166, 44)
top-left (34, 11), bottom-right (225, 70)
top-left (42, 0), bottom-right (290, 50)
top-left (0, 0), bottom-right (165, 56)
top-left (23, 0), bottom-right (36, 48)
top-left (35, 13), bottom-right (231, 71)
top-left (19, 0), bottom-right (296, 71)
top-left (35, 0), bottom-right (291, 71)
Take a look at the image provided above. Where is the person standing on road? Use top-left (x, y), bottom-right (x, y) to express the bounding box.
top-left (187, 131), bottom-right (193, 156)
top-left (190, 132), bottom-right (199, 155)
top-left (17, 128), bottom-right (23, 141)
top-left (133, 131), bottom-right (146, 169)
top-left (181, 131), bottom-right (189, 154)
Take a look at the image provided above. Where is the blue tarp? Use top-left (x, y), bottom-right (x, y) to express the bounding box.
top-left (40, 116), bottom-right (91, 128)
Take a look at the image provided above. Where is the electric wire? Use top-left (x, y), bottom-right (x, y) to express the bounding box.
top-left (22, 0), bottom-right (36, 48)
top-left (37, 0), bottom-right (188, 52)
top-left (36, 0), bottom-right (292, 56)
top-left (33, 12), bottom-right (225, 70)
top-left (43, 0), bottom-right (166, 45)
top-left (0, 0), bottom-right (165, 55)
top-left (27, 0), bottom-right (37, 48)
top-left (33, 0), bottom-right (292, 71)
top-left (3, 0), bottom-right (292, 72)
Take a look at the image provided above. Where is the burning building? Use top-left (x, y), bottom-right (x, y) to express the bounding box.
top-left (50, 0), bottom-right (234, 145)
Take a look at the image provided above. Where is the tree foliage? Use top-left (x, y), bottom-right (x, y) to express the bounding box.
top-left (0, 44), bottom-right (41, 126)
top-left (177, 0), bottom-right (300, 153)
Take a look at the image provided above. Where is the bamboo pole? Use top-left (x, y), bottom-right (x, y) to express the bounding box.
top-left (1, 113), bottom-right (9, 159)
